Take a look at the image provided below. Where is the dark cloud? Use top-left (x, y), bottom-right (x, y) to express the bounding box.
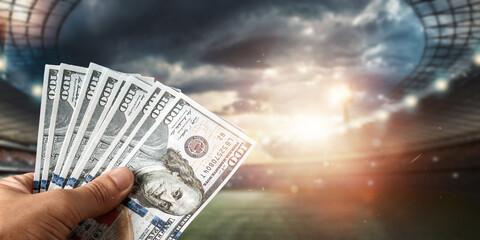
top-left (59, 0), bottom-right (396, 67)
top-left (59, 0), bottom-right (288, 65)
top-left (57, 0), bottom-right (423, 111)
top-left (201, 36), bottom-right (285, 68)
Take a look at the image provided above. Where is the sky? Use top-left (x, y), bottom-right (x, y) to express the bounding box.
top-left (55, 0), bottom-right (424, 164)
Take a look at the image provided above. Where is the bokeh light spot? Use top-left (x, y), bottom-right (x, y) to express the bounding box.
top-left (434, 78), bottom-right (448, 92)
top-left (31, 84), bottom-right (42, 97)
top-left (404, 95), bottom-right (418, 107)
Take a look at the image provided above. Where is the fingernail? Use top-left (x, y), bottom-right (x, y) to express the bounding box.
top-left (109, 167), bottom-right (132, 190)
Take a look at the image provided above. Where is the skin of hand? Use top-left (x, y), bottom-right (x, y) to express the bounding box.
top-left (0, 167), bottom-right (133, 240)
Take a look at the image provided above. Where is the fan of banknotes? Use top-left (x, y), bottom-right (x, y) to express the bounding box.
top-left (33, 63), bottom-right (255, 239)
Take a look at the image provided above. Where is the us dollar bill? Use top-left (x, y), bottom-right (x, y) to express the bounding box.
top-left (49, 63), bottom-right (105, 190)
top-left (65, 76), bottom-right (152, 189)
top-left (33, 65), bottom-right (59, 193)
top-left (84, 84), bottom-right (178, 184)
top-left (69, 94), bottom-right (255, 240)
top-left (41, 64), bottom-right (87, 191)
top-left (52, 69), bottom-right (127, 189)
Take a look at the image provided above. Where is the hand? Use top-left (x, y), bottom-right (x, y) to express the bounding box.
top-left (0, 167), bottom-right (134, 240)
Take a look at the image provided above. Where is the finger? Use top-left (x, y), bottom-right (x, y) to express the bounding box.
top-left (69, 167), bottom-right (133, 222)
top-left (21, 172), bottom-right (34, 190)
top-left (21, 172), bottom-right (34, 180)
top-left (18, 173), bottom-right (33, 193)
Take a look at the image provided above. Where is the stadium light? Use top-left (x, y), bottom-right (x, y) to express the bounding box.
top-left (433, 78), bottom-right (448, 92)
top-left (404, 95), bottom-right (418, 107)
top-left (0, 57), bottom-right (7, 71)
top-left (31, 84), bottom-right (42, 97)
top-left (474, 53), bottom-right (480, 66)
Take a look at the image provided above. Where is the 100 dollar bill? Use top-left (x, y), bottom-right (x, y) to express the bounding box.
top-left (33, 65), bottom-right (59, 192)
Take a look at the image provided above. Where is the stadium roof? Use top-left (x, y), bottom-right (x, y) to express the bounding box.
top-left (361, 0), bottom-right (480, 152)
top-left (0, 0), bottom-right (80, 67)
top-left (0, 0), bottom-right (80, 147)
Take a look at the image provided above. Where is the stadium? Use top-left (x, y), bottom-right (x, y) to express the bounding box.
top-left (1, 0), bottom-right (480, 239)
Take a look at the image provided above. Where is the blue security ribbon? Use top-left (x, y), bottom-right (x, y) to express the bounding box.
top-left (66, 177), bottom-right (77, 187)
top-left (40, 180), bottom-right (47, 189)
top-left (85, 175), bottom-right (94, 183)
top-left (122, 198), bottom-right (148, 217)
top-left (51, 174), bottom-right (59, 184)
top-left (151, 216), bottom-right (166, 229)
top-left (57, 177), bottom-right (65, 186)
top-left (170, 230), bottom-right (182, 240)
top-left (33, 181), bottom-right (39, 191)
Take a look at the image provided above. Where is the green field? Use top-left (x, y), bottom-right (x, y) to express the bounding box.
top-left (181, 189), bottom-right (480, 240)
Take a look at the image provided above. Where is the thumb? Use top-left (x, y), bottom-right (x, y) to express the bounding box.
top-left (69, 167), bottom-right (134, 221)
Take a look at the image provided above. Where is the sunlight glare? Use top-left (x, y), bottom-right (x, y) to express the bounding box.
top-left (287, 115), bottom-right (336, 141)
top-left (329, 84), bottom-right (353, 105)
top-left (263, 68), bottom-right (278, 78)
top-left (296, 64), bottom-right (309, 74)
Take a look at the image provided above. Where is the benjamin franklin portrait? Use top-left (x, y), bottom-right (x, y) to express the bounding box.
top-left (128, 121), bottom-right (205, 216)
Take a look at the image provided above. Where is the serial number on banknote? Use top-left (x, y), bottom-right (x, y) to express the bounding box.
top-left (199, 132), bottom-right (234, 178)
